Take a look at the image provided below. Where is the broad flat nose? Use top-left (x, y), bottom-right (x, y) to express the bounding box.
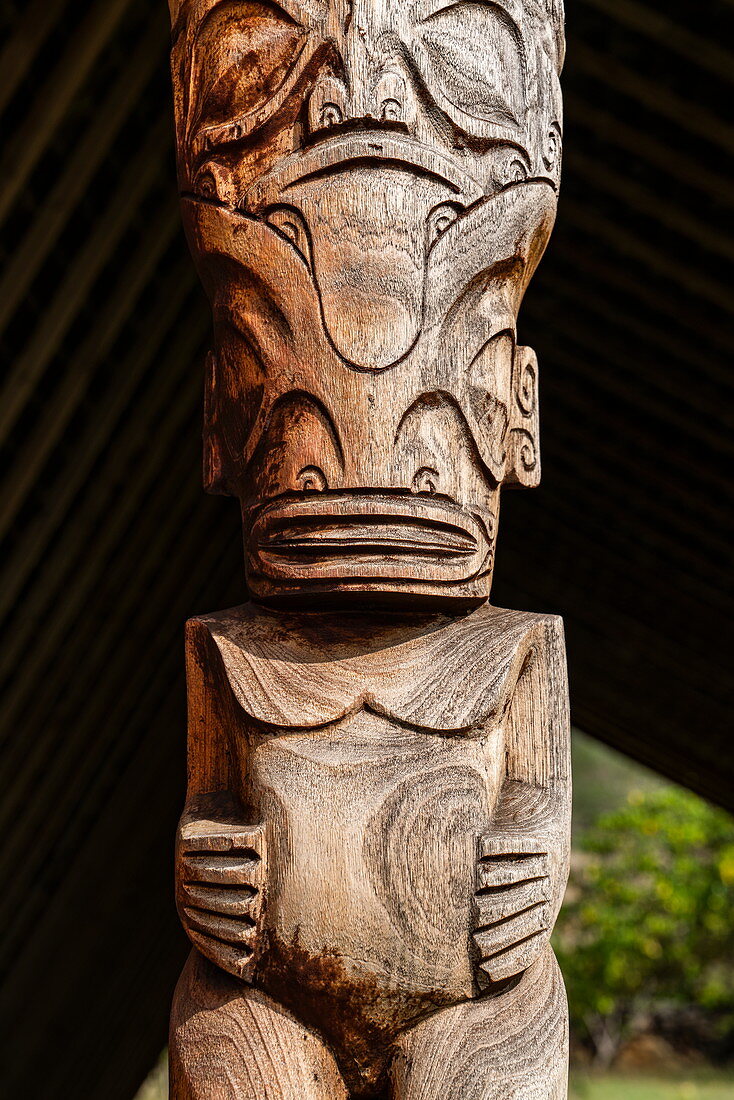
top-left (308, 68), bottom-right (414, 133)
top-left (307, 6), bottom-right (415, 135)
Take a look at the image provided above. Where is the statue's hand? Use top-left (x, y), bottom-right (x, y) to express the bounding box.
top-left (472, 834), bottom-right (552, 985)
top-left (176, 811), bottom-right (266, 981)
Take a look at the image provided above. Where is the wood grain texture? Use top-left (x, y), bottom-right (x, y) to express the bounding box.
top-left (170, 951), bottom-right (349, 1099)
top-left (172, 945), bottom-right (567, 1100)
top-left (169, 0), bottom-right (564, 608)
top-left (2, 0), bottom-right (733, 1096)
top-left (391, 945), bottom-right (568, 1100)
top-left (166, 0), bottom-right (571, 1095)
top-left (171, 604), bottom-right (571, 1097)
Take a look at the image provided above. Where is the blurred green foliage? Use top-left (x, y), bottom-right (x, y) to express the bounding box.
top-left (570, 731), bottom-right (662, 834)
top-left (555, 787), bottom-right (734, 1066)
top-left (569, 1071), bottom-right (734, 1099)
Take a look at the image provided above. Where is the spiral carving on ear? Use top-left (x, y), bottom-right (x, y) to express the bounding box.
top-left (505, 346), bottom-right (541, 488)
top-left (515, 347), bottom-right (538, 417)
top-left (507, 428), bottom-right (541, 489)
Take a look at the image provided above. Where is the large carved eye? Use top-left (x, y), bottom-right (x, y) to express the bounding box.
top-left (190, 1), bottom-right (306, 139)
top-left (418, 2), bottom-right (525, 129)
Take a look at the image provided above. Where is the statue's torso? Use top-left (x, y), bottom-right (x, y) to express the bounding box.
top-left (202, 603), bottom-right (548, 1039)
top-left (240, 710), bottom-right (504, 1020)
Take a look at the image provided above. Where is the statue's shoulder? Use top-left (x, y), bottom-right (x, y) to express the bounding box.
top-left (185, 602), bottom-right (561, 732)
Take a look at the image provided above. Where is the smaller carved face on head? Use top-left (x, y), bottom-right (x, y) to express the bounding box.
top-left (169, 0), bottom-right (563, 607)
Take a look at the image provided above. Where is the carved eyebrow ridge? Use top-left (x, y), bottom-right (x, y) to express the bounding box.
top-left (421, 0), bottom-right (523, 40)
top-left (193, 0), bottom-right (304, 37)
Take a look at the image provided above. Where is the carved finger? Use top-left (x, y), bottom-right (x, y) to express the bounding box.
top-left (180, 851), bottom-right (263, 887)
top-left (473, 904), bottom-right (550, 968)
top-left (180, 819), bottom-right (265, 855)
top-left (476, 854), bottom-right (548, 889)
top-left (475, 925), bottom-right (549, 984)
top-left (186, 928), bottom-right (254, 982)
top-left (474, 876), bottom-right (550, 924)
top-left (478, 834), bottom-right (547, 860)
top-left (183, 906), bottom-right (257, 945)
top-left (181, 882), bottom-right (261, 918)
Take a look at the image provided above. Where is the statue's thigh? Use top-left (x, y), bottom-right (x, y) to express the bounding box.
top-left (390, 946), bottom-right (568, 1100)
top-left (170, 951), bottom-right (348, 1100)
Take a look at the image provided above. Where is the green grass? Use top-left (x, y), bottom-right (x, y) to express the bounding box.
top-left (569, 1071), bottom-right (734, 1099)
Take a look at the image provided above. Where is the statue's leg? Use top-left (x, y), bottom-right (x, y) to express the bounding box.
top-left (389, 946), bottom-right (568, 1100)
top-left (170, 951), bottom-right (349, 1100)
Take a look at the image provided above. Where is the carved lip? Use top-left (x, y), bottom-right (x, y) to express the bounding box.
top-left (263, 519), bottom-right (477, 558)
top-left (244, 133), bottom-right (483, 212)
top-left (249, 494), bottom-right (490, 583)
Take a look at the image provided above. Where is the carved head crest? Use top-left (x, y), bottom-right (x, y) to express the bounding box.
top-left (169, 0), bottom-right (565, 606)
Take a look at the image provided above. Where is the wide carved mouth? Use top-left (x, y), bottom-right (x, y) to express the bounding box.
top-left (243, 132), bottom-right (483, 212)
top-left (248, 493), bottom-right (491, 586)
top-left (263, 515), bottom-right (477, 559)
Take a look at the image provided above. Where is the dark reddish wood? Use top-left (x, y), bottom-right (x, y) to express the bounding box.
top-left (169, 0), bottom-right (564, 608)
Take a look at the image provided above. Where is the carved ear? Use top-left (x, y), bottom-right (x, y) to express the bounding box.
top-left (203, 351), bottom-right (231, 496)
top-left (505, 345), bottom-right (541, 489)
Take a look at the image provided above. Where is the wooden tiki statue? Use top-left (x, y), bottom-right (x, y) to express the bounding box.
top-left (167, 2), bottom-right (571, 1097)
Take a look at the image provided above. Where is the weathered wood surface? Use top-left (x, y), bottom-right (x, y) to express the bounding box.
top-left (166, 0), bottom-right (570, 1096)
top-left (168, 0), bottom-right (564, 608)
top-left (172, 605), bottom-right (571, 1096)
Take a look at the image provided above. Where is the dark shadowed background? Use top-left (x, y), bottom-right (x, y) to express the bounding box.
top-left (0, 1), bottom-right (732, 1096)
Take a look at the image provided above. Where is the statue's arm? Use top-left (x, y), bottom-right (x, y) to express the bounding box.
top-left (473, 616), bottom-right (571, 986)
top-left (175, 618), bottom-right (266, 982)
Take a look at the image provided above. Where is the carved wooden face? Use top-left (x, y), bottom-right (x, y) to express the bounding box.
top-left (169, 0), bottom-right (564, 606)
